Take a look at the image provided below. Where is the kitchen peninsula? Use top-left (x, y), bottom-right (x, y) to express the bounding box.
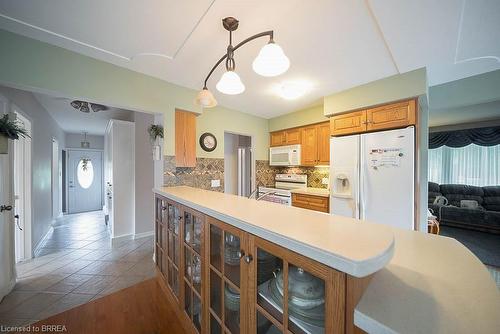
top-left (153, 186), bottom-right (500, 334)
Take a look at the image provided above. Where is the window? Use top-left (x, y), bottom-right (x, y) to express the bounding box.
top-left (428, 144), bottom-right (500, 186)
top-left (77, 158), bottom-right (94, 189)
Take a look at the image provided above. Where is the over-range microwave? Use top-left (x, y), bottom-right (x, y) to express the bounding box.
top-left (269, 144), bottom-right (301, 166)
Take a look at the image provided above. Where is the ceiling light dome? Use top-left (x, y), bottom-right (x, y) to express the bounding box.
top-left (216, 70), bottom-right (245, 95)
top-left (253, 42), bottom-right (290, 77)
top-left (195, 88), bottom-right (218, 108)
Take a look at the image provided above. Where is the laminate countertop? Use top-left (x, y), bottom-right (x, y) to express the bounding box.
top-left (354, 229), bottom-right (500, 334)
top-left (154, 186), bottom-right (394, 277)
top-left (290, 187), bottom-right (330, 197)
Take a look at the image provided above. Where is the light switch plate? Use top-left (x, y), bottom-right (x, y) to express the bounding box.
top-left (322, 177), bottom-right (329, 185)
top-left (211, 179), bottom-right (221, 187)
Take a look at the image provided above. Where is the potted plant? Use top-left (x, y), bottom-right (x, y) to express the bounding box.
top-left (0, 114), bottom-right (30, 154)
top-left (148, 124), bottom-right (164, 160)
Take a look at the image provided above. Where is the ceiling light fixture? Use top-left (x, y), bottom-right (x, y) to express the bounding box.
top-left (276, 81), bottom-right (312, 100)
top-left (71, 100), bottom-right (108, 113)
top-left (196, 17), bottom-right (289, 108)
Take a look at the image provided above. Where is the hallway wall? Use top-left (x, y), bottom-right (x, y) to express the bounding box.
top-left (0, 85), bottom-right (66, 253)
top-left (65, 133), bottom-right (104, 150)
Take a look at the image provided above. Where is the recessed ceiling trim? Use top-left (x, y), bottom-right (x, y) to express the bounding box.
top-left (0, 0), bottom-right (217, 62)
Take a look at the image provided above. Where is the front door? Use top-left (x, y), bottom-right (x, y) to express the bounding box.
top-left (68, 149), bottom-right (103, 213)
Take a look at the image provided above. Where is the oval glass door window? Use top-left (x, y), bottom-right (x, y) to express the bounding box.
top-left (77, 159), bottom-right (94, 189)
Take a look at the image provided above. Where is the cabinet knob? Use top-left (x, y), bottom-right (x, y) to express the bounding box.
top-left (244, 254), bottom-right (253, 264)
top-left (237, 250), bottom-right (245, 259)
top-left (161, 206), bottom-right (167, 211)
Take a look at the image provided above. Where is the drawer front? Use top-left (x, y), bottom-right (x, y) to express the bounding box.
top-left (292, 193), bottom-right (329, 213)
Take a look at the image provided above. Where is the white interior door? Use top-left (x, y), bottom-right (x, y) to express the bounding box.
top-left (0, 103), bottom-right (16, 300)
top-left (68, 150), bottom-right (103, 214)
top-left (360, 127), bottom-right (415, 229)
top-left (13, 111), bottom-right (32, 263)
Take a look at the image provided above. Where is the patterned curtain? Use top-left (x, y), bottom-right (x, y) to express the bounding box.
top-left (428, 144), bottom-right (500, 186)
top-left (429, 126), bottom-right (500, 149)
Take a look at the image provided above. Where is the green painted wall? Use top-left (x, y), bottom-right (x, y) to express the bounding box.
top-left (0, 29), bottom-right (269, 159)
top-left (268, 104), bottom-right (327, 131)
top-left (324, 68), bottom-right (427, 115)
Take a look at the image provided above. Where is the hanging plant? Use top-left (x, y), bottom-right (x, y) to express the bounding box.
top-left (0, 114), bottom-right (30, 139)
top-left (148, 124), bottom-right (164, 144)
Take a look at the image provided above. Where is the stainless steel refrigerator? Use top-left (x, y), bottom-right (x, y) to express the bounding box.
top-left (329, 126), bottom-right (415, 230)
top-left (237, 147), bottom-right (252, 197)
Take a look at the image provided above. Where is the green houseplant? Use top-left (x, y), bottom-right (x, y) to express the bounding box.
top-left (148, 124), bottom-right (164, 160)
top-left (0, 114), bottom-right (30, 154)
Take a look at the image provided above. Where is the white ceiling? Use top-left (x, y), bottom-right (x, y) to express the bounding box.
top-left (1, 0), bottom-right (499, 118)
top-left (34, 92), bottom-right (133, 135)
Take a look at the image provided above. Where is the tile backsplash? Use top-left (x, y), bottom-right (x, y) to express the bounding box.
top-left (163, 156), bottom-right (224, 192)
top-left (256, 160), bottom-right (329, 189)
top-left (164, 156), bottom-right (329, 192)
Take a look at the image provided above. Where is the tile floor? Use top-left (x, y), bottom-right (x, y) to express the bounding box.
top-left (0, 210), bottom-right (155, 327)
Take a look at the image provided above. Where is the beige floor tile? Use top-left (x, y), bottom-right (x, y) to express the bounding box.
top-left (0, 291), bottom-right (37, 315)
top-left (2, 292), bottom-right (65, 319)
top-left (36, 293), bottom-right (95, 320)
top-left (72, 275), bottom-right (117, 294)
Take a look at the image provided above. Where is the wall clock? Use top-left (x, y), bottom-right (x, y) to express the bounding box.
top-left (199, 132), bottom-right (217, 152)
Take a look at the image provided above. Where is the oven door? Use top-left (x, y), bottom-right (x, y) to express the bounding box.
top-left (258, 192), bottom-right (291, 206)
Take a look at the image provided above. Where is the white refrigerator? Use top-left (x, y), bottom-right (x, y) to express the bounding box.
top-left (330, 127), bottom-right (415, 230)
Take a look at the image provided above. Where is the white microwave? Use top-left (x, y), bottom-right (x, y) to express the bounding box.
top-left (269, 145), bottom-right (301, 166)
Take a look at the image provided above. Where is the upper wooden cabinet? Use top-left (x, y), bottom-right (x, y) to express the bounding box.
top-left (269, 121), bottom-right (330, 166)
top-left (175, 109), bottom-right (197, 167)
top-left (270, 131), bottom-right (286, 146)
top-left (330, 111), bottom-right (366, 136)
top-left (301, 125), bottom-right (318, 165)
top-left (270, 127), bottom-right (301, 147)
top-left (330, 99), bottom-right (417, 137)
top-left (366, 99), bottom-right (416, 131)
top-left (317, 122), bottom-right (331, 165)
top-left (285, 128), bottom-right (301, 145)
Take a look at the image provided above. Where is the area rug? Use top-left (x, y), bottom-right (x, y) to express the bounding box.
top-left (440, 226), bottom-right (500, 267)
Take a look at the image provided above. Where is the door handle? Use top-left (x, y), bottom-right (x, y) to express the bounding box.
top-left (14, 214), bottom-right (22, 231)
top-left (244, 254), bottom-right (253, 264)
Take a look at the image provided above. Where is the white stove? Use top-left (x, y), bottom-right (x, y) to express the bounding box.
top-left (258, 174), bottom-right (307, 206)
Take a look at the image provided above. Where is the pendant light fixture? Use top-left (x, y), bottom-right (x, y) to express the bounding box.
top-left (196, 17), bottom-right (289, 108)
top-left (81, 131), bottom-right (90, 149)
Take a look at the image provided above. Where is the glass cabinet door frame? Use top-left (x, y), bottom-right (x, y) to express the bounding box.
top-left (247, 235), bottom-right (346, 334)
top-left (163, 198), bottom-right (183, 302)
top-left (181, 206), bottom-right (207, 333)
top-left (205, 216), bottom-right (250, 334)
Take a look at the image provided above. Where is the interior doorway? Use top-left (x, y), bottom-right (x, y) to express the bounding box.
top-left (13, 108), bottom-right (32, 263)
top-left (67, 149), bottom-right (103, 213)
top-left (224, 132), bottom-right (253, 196)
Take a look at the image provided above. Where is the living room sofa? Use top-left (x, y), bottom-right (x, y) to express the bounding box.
top-left (428, 182), bottom-right (500, 233)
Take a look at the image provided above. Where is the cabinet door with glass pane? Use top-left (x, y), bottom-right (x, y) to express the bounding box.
top-left (154, 196), bottom-right (167, 278)
top-left (165, 200), bottom-right (182, 300)
top-left (206, 217), bottom-right (248, 334)
top-left (182, 207), bottom-right (205, 333)
top-left (248, 236), bottom-right (345, 334)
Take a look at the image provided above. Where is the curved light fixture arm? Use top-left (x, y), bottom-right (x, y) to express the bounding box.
top-left (203, 30), bottom-right (274, 89)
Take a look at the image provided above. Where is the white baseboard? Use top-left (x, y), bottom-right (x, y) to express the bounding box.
top-left (0, 277), bottom-right (16, 301)
top-left (33, 226), bottom-right (54, 257)
top-left (110, 233), bottom-right (134, 246)
top-left (134, 230), bottom-right (154, 239)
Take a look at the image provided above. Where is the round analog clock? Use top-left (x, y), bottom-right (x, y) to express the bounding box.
top-left (199, 132), bottom-right (217, 152)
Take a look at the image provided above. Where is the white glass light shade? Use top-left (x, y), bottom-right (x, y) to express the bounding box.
top-left (195, 88), bottom-right (217, 108)
top-left (216, 70), bottom-right (245, 95)
top-left (252, 42), bottom-right (290, 77)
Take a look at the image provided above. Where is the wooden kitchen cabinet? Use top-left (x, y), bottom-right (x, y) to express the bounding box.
top-left (270, 131), bottom-right (286, 147)
top-left (270, 127), bottom-right (301, 147)
top-left (330, 99), bottom-right (417, 137)
top-left (330, 111), bottom-right (367, 136)
top-left (301, 125), bottom-right (318, 166)
top-left (292, 193), bottom-right (329, 213)
top-left (366, 99), bottom-right (416, 131)
top-left (175, 109), bottom-right (197, 167)
top-left (301, 122), bottom-right (331, 166)
top-left (155, 194), bottom-right (350, 334)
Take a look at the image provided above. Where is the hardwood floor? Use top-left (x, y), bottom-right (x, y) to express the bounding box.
top-left (5, 279), bottom-right (186, 334)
